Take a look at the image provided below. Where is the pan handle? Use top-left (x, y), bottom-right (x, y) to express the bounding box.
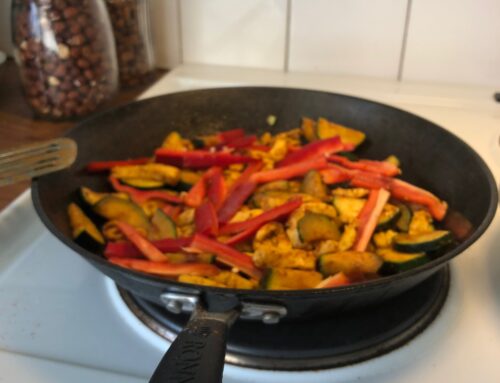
top-left (149, 305), bottom-right (239, 383)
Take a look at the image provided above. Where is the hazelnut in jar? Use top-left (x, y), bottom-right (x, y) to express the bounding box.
top-left (105, 0), bottom-right (154, 87)
top-left (12, 0), bottom-right (118, 119)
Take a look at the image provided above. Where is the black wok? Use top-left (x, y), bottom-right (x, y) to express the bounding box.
top-left (31, 87), bottom-right (497, 383)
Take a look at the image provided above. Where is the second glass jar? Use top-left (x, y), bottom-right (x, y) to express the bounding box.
top-left (105, 0), bottom-right (154, 87)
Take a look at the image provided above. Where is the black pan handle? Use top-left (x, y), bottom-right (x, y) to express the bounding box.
top-left (149, 305), bottom-right (239, 383)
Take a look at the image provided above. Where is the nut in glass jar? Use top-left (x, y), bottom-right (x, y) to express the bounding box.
top-left (12, 0), bottom-right (118, 119)
top-left (105, 0), bottom-right (154, 87)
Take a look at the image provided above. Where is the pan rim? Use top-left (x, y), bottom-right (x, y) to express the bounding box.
top-left (31, 86), bottom-right (498, 298)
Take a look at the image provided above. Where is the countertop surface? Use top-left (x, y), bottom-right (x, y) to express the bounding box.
top-left (0, 59), bottom-right (164, 211)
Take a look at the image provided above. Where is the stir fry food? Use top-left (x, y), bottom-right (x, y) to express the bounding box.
top-left (67, 117), bottom-right (453, 290)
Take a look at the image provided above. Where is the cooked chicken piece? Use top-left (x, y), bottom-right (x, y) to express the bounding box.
top-left (229, 208), bottom-right (264, 223)
top-left (211, 271), bottom-right (257, 289)
top-left (338, 222), bottom-right (357, 251)
top-left (179, 275), bottom-right (225, 288)
top-left (253, 223), bottom-right (316, 270)
top-left (408, 210), bottom-right (434, 235)
top-left (332, 187), bottom-right (370, 198)
top-left (315, 239), bottom-right (339, 256)
top-left (373, 230), bottom-right (398, 248)
top-left (177, 208), bottom-right (195, 226)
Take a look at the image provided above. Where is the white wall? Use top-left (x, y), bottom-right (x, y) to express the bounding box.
top-left (2, 0), bottom-right (499, 86)
top-left (150, 0), bottom-right (500, 86)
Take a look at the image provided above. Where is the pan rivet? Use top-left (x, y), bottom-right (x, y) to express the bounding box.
top-left (166, 300), bottom-right (182, 314)
top-left (262, 311), bottom-right (280, 324)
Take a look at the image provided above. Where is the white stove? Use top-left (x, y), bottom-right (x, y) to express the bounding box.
top-left (1, 64), bottom-right (500, 383)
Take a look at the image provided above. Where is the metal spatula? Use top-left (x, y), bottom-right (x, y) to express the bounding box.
top-left (0, 138), bottom-right (77, 187)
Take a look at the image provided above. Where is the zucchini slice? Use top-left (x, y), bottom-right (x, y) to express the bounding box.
top-left (252, 190), bottom-right (316, 210)
top-left (378, 248), bottom-right (429, 274)
top-left (297, 212), bottom-right (341, 243)
top-left (317, 117), bottom-right (366, 147)
top-left (93, 196), bottom-right (151, 233)
top-left (301, 170), bottom-right (328, 199)
top-left (301, 117), bottom-right (318, 142)
top-left (80, 187), bottom-right (109, 206)
top-left (377, 203), bottom-right (401, 230)
top-left (177, 170), bottom-right (202, 190)
top-left (120, 178), bottom-right (165, 190)
top-left (393, 230), bottom-right (452, 253)
top-left (318, 251), bottom-right (383, 276)
top-left (263, 268), bottom-right (323, 290)
top-left (167, 253), bottom-right (215, 264)
top-left (150, 209), bottom-right (177, 240)
top-left (79, 186), bottom-right (128, 206)
top-left (395, 203), bottom-right (412, 232)
top-left (67, 203), bottom-right (105, 251)
top-left (178, 275), bottom-right (225, 288)
top-left (111, 163), bottom-right (180, 186)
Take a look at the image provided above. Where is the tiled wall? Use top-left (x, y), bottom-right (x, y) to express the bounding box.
top-left (150, 0), bottom-right (500, 86)
top-left (2, 0), bottom-right (499, 86)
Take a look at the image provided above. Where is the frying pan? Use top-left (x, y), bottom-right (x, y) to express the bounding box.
top-left (31, 87), bottom-right (497, 383)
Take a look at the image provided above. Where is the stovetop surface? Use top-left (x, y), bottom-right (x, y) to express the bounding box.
top-left (120, 268), bottom-right (450, 370)
top-left (1, 64), bottom-right (500, 382)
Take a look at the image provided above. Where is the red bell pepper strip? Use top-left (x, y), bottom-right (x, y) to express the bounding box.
top-left (217, 128), bottom-right (245, 143)
top-left (190, 234), bottom-right (262, 280)
top-left (222, 227), bottom-right (257, 246)
top-left (217, 181), bottom-right (257, 224)
top-left (184, 166), bottom-right (226, 208)
top-left (350, 172), bottom-right (447, 220)
top-left (218, 162), bottom-right (263, 223)
top-left (328, 155), bottom-right (401, 176)
top-left (109, 177), bottom-right (183, 204)
top-left (215, 162), bottom-right (263, 223)
top-left (228, 161), bottom-right (263, 192)
top-left (206, 167), bottom-right (227, 210)
top-left (109, 258), bottom-right (220, 277)
top-left (316, 272), bottom-right (351, 288)
top-left (195, 200), bottom-right (219, 236)
top-left (115, 221), bottom-right (168, 262)
top-left (104, 237), bottom-right (192, 258)
top-left (277, 136), bottom-right (350, 167)
top-left (249, 144), bottom-right (271, 152)
top-left (225, 135), bottom-right (257, 149)
top-left (353, 188), bottom-right (390, 252)
top-left (349, 171), bottom-right (389, 189)
top-left (184, 173), bottom-right (207, 208)
top-left (390, 178), bottom-right (448, 221)
top-left (219, 199), bottom-right (302, 236)
top-left (85, 157), bottom-right (150, 172)
top-left (319, 165), bottom-right (354, 184)
top-left (155, 149), bottom-right (256, 169)
top-left (161, 204), bottom-right (182, 221)
top-left (250, 157), bottom-right (329, 184)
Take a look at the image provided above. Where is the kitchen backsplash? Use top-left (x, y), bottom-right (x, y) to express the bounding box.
top-left (2, 0), bottom-right (499, 86)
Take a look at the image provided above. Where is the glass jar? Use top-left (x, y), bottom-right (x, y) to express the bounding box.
top-left (105, 0), bottom-right (154, 87)
top-left (12, 0), bottom-right (118, 119)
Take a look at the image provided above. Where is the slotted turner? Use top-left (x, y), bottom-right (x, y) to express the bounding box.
top-left (0, 138), bottom-right (77, 187)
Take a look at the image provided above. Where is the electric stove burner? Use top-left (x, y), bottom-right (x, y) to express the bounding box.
top-left (119, 267), bottom-right (449, 371)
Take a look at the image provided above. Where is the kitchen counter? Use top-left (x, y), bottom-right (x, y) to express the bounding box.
top-left (0, 59), bottom-right (165, 211)
top-left (0, 63), bottom-right (499, 383)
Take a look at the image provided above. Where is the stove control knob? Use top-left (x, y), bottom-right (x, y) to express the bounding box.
top-left (165, 299), bottom-right (183, 314)
top-left (262, 311), bottom-right (281, 324)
